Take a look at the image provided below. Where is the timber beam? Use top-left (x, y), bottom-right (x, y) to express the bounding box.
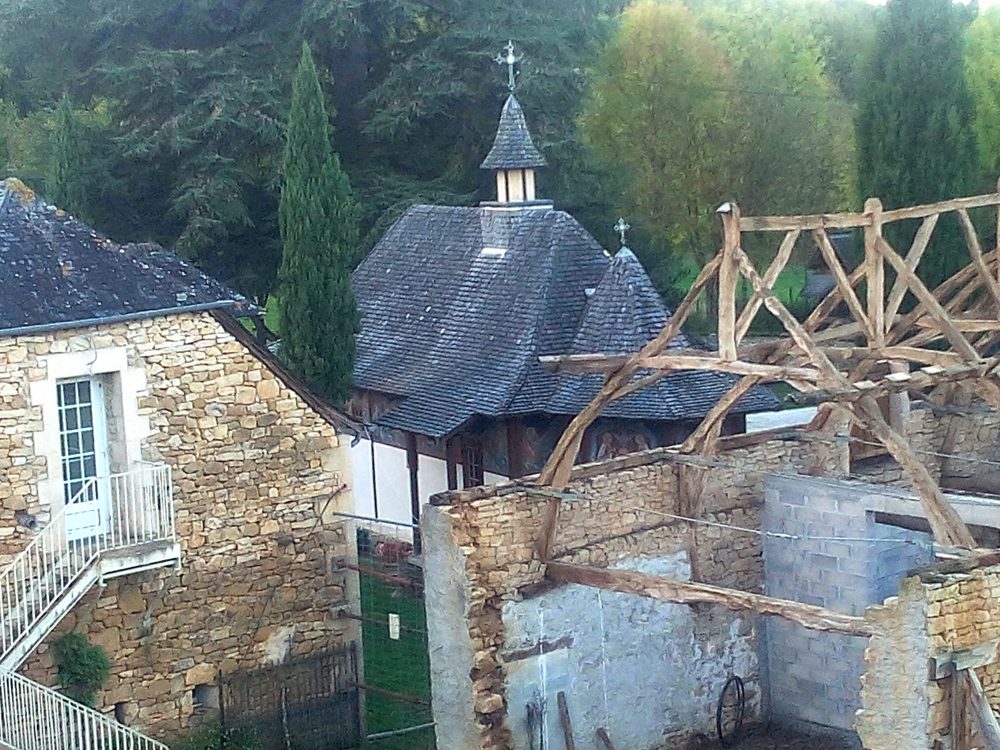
top-left (545, 562), bottom-right (878, 637)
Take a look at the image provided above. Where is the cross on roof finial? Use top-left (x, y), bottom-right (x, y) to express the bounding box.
top-left (495, 40), bottom-right (521, 92)
top-left (614, 218), bottom-right (631, 247)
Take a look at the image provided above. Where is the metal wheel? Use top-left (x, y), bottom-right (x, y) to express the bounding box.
top-left (716, 675), bottom-right (746, 747)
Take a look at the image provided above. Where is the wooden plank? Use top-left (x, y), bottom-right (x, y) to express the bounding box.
top-left (536, 496), bottom-right (563, 561)
top-left (876, 236), bottom-right (979, 360)
top-left (962, 668), bottom-right (1000, 750)
top-left (557, 692), bottom-right (577, 750)
top-left (735, 229), bottom-right (799, 343)
top-left (734, 247), bottom-right (842, 378)
top-left (739, 211), bottom-right (869, 232)
top-left (538, 255), bottom-right (723, 488)
top-left (719, 203), bottom-right (740, 361)
top-left (886, 214), bottom-right (939, 323)
top-left (958, 207), bottom-right (1000, 315)
top-left (596, 728), bottom-right (617, 750)
top-left (821, 346), bottom-right (963, 368)
top-left (880, 191), bottom-right (1000, 223)
top-left (931, 639), bottom-right (1000, 679)
top-left (545, 562), bottom-right (878, 636)
top-left (864, 198), bottom-right (886, 347)
top-left (914, 317), bottom-right (1000, 333)
top-left (540, 353), bottom-right (822, 381)
top-left (852, 396), bottom-right (976, 549)
top-left (680, 375), bottom-right (762, 454)
top-left (814, 227), bottom-right (874, 339)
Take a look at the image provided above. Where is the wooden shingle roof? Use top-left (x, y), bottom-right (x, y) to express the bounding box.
top-left (352, 206), bottom-right (778, 438)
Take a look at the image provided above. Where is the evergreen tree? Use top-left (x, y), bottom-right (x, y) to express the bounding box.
top-left (277, 42), bottom-right (359, 405)
top-left (50, 94), bottom-right (86, 216)
top-left (857, 0), bottom-right (978, 285)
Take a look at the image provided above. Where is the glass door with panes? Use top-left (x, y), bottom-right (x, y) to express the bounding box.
top-left (57, 378), bottom-right (111, 541)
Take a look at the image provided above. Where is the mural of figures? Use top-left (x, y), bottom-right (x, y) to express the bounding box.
top-left (585, 423), bottom-right (657, 463)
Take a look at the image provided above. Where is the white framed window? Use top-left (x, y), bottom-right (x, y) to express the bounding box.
top-left (30, 346), bottom-right (150, 531)
top-left (57, 377), bottom-right (111, 505)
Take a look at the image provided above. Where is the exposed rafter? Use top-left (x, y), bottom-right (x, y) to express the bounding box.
top-left (537, 183), bottom-right (1000, 551)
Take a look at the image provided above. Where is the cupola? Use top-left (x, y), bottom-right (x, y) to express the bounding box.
top-left (480, 42), bottom-right (547, 205)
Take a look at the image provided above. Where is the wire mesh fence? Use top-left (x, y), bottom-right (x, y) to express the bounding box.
top-left (332, 512), bottom-right (436, 750)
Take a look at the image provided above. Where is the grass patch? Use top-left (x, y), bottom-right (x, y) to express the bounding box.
top-left (359, 557), bottom-right (435, 749)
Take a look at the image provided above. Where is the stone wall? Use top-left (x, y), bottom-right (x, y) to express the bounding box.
top-left (858, 561), bottom-right (1000, 750)
top-left (0, 312), bottom-right (357, 738)
top-left (423, 433), bottom-right (838, 750)
top-left (423, 395), bottom-right (1000, 750)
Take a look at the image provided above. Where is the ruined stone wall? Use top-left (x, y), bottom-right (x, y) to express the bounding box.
top-left (858, 562), bottom-right (1000, 750)
top-left (422, 396), bottom-right (1000, 750)
top-left (0, 312), bottom-right (357, 739)
top-left (423, 435), bottom-right (836, 750)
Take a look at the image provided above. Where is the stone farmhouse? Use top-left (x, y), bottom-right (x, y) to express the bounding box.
top-left (0, 178), bottom-right (359, 746)
top-left (349, 93), bottom-right (778, 532)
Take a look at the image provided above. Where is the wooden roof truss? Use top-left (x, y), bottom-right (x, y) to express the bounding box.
top-left (539, 186), bottom-right (1000, 551)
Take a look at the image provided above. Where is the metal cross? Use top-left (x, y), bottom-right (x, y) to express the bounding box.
top-left (494, 40), bottom-right (521, 92)
top-left (614, 218), bottom-right (631, 247)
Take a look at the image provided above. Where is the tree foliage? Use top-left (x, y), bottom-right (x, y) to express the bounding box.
top-left (582, 0), bottom-right (855, 287)
top-left (277, 43), bottom-right (359, 405)
top-left (966, 8), bottom-right (1000, 180)
top-left (857, 0), bottom-right (978, 285)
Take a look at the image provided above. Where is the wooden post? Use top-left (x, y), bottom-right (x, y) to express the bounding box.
top-left (864, 197), bottom-right (886, 348)
top-left (718, 202), bottom-right (740, 361)
top-left (996, 177), bottom-right (1000, 273)
top-left (962, 668), bottom-right (1000, 749)
top-left (445, 437), bottom-right (460, 491)
top-left (405, 432), bottom-right (422, 554)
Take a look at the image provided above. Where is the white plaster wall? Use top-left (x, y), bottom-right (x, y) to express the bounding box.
top-left (349, 439), bottom-right (411, 526)
top-left (501, 554), bottom-right (759, 750)
top-left (746, 406), bottom-right (817, 433)
top-left (350, 439), bottom-right (509, 527)
top-left (420, 454), bottom-right (449, 504)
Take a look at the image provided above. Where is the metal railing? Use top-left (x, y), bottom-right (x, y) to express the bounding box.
top-left (0, 671), bottom-right (168, 750)
top-left (0, 463), bottom-right (174, 661)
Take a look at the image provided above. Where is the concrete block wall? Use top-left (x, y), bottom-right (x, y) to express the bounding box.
top-left (763, 475), bottom-right (933, 732)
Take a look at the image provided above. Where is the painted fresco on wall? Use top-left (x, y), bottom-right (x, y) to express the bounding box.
top-left (582, 423), bottom-right (658, 463)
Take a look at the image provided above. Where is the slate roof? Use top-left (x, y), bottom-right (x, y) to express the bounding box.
top-left (480, 95), bottom-right (547, 170)
top-left (0, 178), bottom-right (251, 334)
top-left (353, 207), bottom-right (778, 438)
top-left (546, 248), bottom-right (779, 420)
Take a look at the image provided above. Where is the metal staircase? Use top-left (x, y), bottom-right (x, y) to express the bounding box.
top-left (0, 463), bottom-right (180, 750)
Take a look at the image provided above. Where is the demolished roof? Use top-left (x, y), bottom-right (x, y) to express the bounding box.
top-left (0, 178), bottom-right (251, 335)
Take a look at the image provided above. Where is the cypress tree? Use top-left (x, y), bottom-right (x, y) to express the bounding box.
top-left (856, 0), bottom-right (978, 286)
top-left (50, 94), bottom-right (86, 217)
top-left (277, 42), bottom-right (359, 404)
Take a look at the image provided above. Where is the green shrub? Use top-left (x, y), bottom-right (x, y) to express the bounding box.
top-left (53, 631), bottom-right (110, 706)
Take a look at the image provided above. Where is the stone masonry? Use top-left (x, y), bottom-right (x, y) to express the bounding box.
top-left (423, 433), bottom-right (841, 750)
top-left (858, 561), bottom-right (1000, 750)
top-left (0, 311), bottom-right (358, 739)
top-left (423, 392), bottom-right (1000, 750)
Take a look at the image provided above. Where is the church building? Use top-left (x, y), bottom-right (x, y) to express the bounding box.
top-left (349, 58), bottom-right (778, 531)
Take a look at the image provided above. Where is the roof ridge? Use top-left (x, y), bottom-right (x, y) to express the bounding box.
top-left (502, 213), bottom-right (596, 412)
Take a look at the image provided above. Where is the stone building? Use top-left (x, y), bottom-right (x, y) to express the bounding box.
top-left (348, 92), bottom-right (778, 531)
top-left (0, 178), bottom-right (359, 744)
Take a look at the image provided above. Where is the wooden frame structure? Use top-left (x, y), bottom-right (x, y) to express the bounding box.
top-left (538, 185), bottom-right (1000, 552)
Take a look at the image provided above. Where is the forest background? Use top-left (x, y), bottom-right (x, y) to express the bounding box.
top-left (2, 0), bottom-right (999, 313)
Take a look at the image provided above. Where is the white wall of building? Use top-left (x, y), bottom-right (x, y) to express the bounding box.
top-left (349, 437), bottom-right (507, 534)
